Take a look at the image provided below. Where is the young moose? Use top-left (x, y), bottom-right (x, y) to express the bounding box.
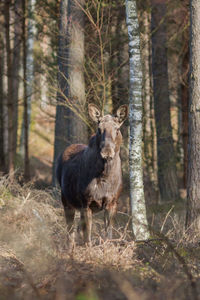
top-left (56, 103), bottom-right (128, 244)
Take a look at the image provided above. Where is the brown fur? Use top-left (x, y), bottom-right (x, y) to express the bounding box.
top-left (62, 144), bottom-right (86, 162)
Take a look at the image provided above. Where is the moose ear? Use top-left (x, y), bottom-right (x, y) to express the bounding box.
top-left (88, 103), bottom-right (102, 123)
top-left (116, 105), bottom-right (128, 125)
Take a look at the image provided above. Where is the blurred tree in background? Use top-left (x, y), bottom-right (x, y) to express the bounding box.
top-left (53, 0), bottom-right (87, 185)
top-left (151, 0), bottom-right (179, 202)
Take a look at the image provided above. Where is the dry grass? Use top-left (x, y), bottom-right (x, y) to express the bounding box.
top-left (0, 176), bottom-right (200, 300)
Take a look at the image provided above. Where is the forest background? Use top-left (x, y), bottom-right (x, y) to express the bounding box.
top-left (1, 0), bottom-right (200, 299)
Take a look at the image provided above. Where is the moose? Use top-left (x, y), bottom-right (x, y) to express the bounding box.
top-left (56, 103), bottom-right (128, 244)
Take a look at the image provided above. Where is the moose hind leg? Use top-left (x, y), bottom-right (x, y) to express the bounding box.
top-left (80, 208), bottom-right (92, 245)
top-left (64, 206), bottom-right (76, 245)
top-left (104, 202), bottom-right (117, 240)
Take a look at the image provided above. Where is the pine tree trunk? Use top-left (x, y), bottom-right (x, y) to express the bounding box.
top-left (67, 0), bottom-right (87, 143)
top-left (20, 0), bottom-right (36, 159)
top-left (12, 0), bottom-right (22, 156)
top-left (125, 0), bottom-right (149, 240)
top-left (151, 0), bottom-right (179, 201)
top-left (22, 0), bottom-right (30, 180)
top-left (181, 49), bottom-right (189, 189)
top-left (186, 0), bottom-right (200, 232)
top-left (4, 0), bottom-right (14, 176)
top-left (53, 0), bottom-right (87, 185)
top-left (111, 5), bottom-right (127, 111)
top-left (138, 1), bottom-right (157, 186)
top-left (0, 21), bottom-right (5, 172)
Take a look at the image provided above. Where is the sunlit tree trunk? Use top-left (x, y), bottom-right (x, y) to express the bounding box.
top-left (125, 0), bottom-right (149, 240)
top-left (186, 0), bottom-right (200, 232)
top-left (53, 0), bottom-right (87, 185)
top-left (151, 0), bottom-right (179, 201)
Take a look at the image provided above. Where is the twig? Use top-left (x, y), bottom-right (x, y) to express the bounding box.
top-left (161, 205), bottom-right (175, 233)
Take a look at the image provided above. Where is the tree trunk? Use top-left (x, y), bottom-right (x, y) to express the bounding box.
top-left (186, 0), bottom-right (200, 232)
top-left (111, 5), bottom-right (128, 111)
top-left (4, 0), bottom-right (14, 176)
top-left (20, 0), bottom-right (36, 162)
top-left (0, 19), bottom-right (5, 172)
top-left (181, 48), bottom-right (189, 189)
top-left (12, 0), bottom-right (23, 156)
top-left (138, 0), bottom-right (157, 187)
top-left (151, 0), bottom-right (179, 201)
top-left (53, 0), bottom-right (87, 185)
top-left (125, 0), bottom-right (149, 240)
top-left (22, 0), bottom-right (30, 180)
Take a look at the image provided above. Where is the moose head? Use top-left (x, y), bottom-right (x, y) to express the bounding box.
top-left (88, 104), bottom-right (128, 161)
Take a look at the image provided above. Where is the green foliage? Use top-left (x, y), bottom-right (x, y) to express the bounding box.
top-left (76, 289), bottom-right (99, 300)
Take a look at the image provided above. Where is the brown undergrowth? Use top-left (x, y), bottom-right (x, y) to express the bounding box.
top-left (0, 176), bottom-right (200, 300)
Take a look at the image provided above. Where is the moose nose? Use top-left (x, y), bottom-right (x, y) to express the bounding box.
top-left (100, 148), bottom-right (115, 161)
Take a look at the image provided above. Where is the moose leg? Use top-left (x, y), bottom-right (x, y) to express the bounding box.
top-left (64, 206), bottom-right (75, 245)
top-left (104, 202), bottom-right (117, 240)
top-left (80, 208), bottom-right (92, 245)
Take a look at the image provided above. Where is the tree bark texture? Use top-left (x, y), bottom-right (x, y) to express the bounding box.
top-left (151, 0), bottom-right (179, 201)
top-left (0, 19), bottom-right (5, 172)
top-left (111, 5), bottom-right (128, 111)
top-left (181, 48), bottom-right (189, 189)
top-left (4, 0), bottom-right (14, 176)
top-left (125, 0), bottom-right (149, 240)
top-left (20, 0), bottom-right (36, 159)
top-left (12, 0), bottom-right (22, 156)
top-left (53, 0), bottom-right (87, 185)
top-left (138, 0), bottom-right (157, 187)
top-left (22, 0), bottom-right (30, 180)
top-left (186, 0), bottom-right (200, 232)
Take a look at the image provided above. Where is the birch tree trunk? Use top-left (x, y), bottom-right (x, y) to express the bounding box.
top-left (125, 0), bottom-right (149, 240)
top-left (186, 0), bottom-right (200, 233)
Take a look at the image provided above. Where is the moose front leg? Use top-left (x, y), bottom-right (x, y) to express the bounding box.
top-left (81, 207), bottom-right (92, 245)
top-left (104, 202), bottom-right (117, 240)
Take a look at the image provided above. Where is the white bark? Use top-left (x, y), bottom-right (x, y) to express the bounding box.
top-left (125, 0), bottom-right (149, 240)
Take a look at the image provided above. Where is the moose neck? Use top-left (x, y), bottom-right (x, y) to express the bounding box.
top-left (101, 152), bottom-right (121, 178)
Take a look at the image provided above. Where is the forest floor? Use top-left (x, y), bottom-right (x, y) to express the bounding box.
top-left (0, 176), bottom-right (200, 300)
